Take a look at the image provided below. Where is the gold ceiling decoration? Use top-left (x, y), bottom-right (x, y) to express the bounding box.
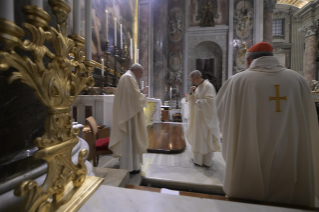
top-left (0, 0), bottom-right (103, 211)
top-left (276, 0), bottom-right (311, 8)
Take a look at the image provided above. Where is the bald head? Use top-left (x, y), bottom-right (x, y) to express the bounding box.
top-left (130, 63), bottom-right (144, 80)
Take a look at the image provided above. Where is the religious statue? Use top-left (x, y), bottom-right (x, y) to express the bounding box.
top-left (311, 80), bottom-right (319, 91)
top-left (200, 2), bottom-right (215, 27)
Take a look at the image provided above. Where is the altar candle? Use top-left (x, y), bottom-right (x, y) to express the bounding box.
top-left (134, 45), bottom-right (137, 63)
top-left (120, 24), bottom-right (123, 49)
top-left (114, 18), bottom-right (117, 47)
top-left (73, 0), bottom-right (81, 34)
top-left (141, 81), bottom-right (144, 90)
top-left (130, 38), bottom-right (133, 60)
top-left (31, 0), bottom-right (43, 8)
top-left (170, 87), bottom-right (172, 99)
top-left (85, 0), bottom-right (92, 60)
top-left (105, 10), bottom-right (108, 41)
top-left (0, 1), bottom-right (14, 22)
top-left (101, 59), bottom-right (104, 76)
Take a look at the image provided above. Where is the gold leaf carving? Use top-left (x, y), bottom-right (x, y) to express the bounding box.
top-left (0, 1), bottom-right (95, 211)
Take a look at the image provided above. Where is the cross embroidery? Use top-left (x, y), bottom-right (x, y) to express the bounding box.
top-left (269, 85), bottom-right (286, 112)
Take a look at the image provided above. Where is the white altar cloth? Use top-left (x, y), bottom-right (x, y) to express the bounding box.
top-left (72, 95), bottom-right (161, 128)
top-left (79, 185), bottom-right (308, 212)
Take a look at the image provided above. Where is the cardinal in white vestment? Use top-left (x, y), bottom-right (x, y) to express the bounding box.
top-left (109, 64), bottom-right (148, 173)
top-left (186, 70), bottom-right (221, 167)
top-left (216, 42), bottom-right (319, 207)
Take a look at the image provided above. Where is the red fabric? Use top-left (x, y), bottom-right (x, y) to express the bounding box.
top-left (96, 137), bottom-right (110, 151)
top-left (248, 41), bottom-right (273, 52)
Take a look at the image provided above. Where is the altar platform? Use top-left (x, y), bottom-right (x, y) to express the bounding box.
top-left (78, 185), bottom-right (312, 212)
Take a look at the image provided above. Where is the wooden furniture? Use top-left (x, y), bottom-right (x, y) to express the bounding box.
top-left (173, 113), bottom-right (182, 122)
top-left (147, 123), bottom-right (186, 154)
top-left (86, 116), bottom-right (112, 167)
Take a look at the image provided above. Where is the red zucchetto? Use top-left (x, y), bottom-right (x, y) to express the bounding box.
top-left (247, 41), bottom-right (273, 52)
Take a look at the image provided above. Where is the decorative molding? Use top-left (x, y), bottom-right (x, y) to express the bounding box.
top-left (264, 0), bottom-right (277, 12)
top-left (277, 0), bottom-right (312, 9)
top-left (299, 20), bottom-right (318, 37)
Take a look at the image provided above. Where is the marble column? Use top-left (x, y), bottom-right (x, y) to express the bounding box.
top-left (301, 21), bottom-right (318, 88)
top-left (263, 0), bottom-right (276, 45)
top-left (152, 0), bottom-right (168, 101)
top-left (139, 1), bottom-right (151, 97)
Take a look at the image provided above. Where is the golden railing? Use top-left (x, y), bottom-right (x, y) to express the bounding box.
top-left (0, 1), bottom-right (104, 211)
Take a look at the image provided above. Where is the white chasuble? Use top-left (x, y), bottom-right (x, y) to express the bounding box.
top-left (186, 80), bottom-right (221, 166)
top-left (109, 70), bottom-right (148, 171)
top-left (216, 56), bottom-right (319, 207)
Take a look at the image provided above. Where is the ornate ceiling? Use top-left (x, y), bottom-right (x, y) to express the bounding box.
top-left (276, 0), bottom-right (311, 8)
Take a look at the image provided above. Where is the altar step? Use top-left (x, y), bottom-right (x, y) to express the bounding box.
top-left (92, 167), bottom-right (129, 187)
top-left (141, 164), bottom-right (225, 195)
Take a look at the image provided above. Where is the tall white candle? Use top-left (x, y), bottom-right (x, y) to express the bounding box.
top-left (120, 24), bottom-right (123, 49)
top-left (31, 0), bottom-right (43, 8)
top-left (0, 1), bottom-right (14, 22)
top-left (170, 87), bottom-right (172, 99)
top-left (101, 59), bottom-right (104, 76)
top-left (134, 45), bottom-right (137, 64)
top-left (105, 10), bottom-right (108, 41)
top-left (114, 18), bottom-right (117, 47)
top-left (85, 0), bottom-right (92, 60)
top-left (130, 38), bottom-right (133, 60)
top-left (73, 0), bottom-right (80, 34)
top-left (141, 81), bottom-right (144, 90)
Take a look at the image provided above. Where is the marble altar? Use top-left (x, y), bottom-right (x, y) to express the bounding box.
top-left (72, 95), bottom-right (162, 128)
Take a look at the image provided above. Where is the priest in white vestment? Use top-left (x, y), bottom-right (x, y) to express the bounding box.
top-left (186, 70), bottom-right (221, 167)
top-left (109, 64), bottom-right (148, 174)
top-left (216, 42), bottom-right (319, 207)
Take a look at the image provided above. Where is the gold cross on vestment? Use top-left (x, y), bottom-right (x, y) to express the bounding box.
top-left (269, 85), bottom-right (287, 112)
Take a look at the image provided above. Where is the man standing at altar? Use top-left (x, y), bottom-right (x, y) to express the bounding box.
top-left (216, 42), bottom-right (319, 207)
top-left (186, 70), bottom-right (221, 167)
top-left (109, 64), bottom-right (148, 174)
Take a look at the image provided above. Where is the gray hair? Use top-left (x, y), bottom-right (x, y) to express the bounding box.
top-left (130, 63), bottom-right (143, 71)
top-left (245, 51), bottom-right (273, 60)
top-left (189, 70), bottom-right (202, 78)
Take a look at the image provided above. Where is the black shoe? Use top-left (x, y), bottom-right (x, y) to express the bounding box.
top-left (130, 170), bottom-right (140, 174)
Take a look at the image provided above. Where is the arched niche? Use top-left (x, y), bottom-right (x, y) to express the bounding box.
top-left (194, 41), bottom-right (223, 91)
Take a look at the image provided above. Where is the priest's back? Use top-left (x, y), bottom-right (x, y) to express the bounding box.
top-left (216, 56), bottom-right (319, 207)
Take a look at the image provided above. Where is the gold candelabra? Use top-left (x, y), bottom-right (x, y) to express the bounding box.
top-left (0, 1), bottom-right (103, 211)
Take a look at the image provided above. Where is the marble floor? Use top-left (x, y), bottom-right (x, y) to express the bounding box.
top-left (95, 123), bottom-right (226, 194)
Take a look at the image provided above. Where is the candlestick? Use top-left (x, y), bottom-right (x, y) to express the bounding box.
top-left (85, 0), bottom-right (92, 60)
top-left (114, 18), bottom-right (117, 47)
top-left (101, 59), bottom-right (104, 76)
top-left (170, 87), bottom-right (172, 99)
top-left (141, 81), bottom-right (144, 90)
top-left (130, 38), bottom-right (133, 61)
top-left (120, 24), bottom-right (123, 49)
top-left (0, 1), bottom-right (14, 22)
top-left (31, 0), bottom-right (43, 8)
top-left (105, 10), bottom-right (108, 41)
top-left (73, 0), bottom-right (80, 34)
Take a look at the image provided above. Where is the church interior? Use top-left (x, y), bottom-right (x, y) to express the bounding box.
top-left (1, 0), bottom-right (319, 211)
